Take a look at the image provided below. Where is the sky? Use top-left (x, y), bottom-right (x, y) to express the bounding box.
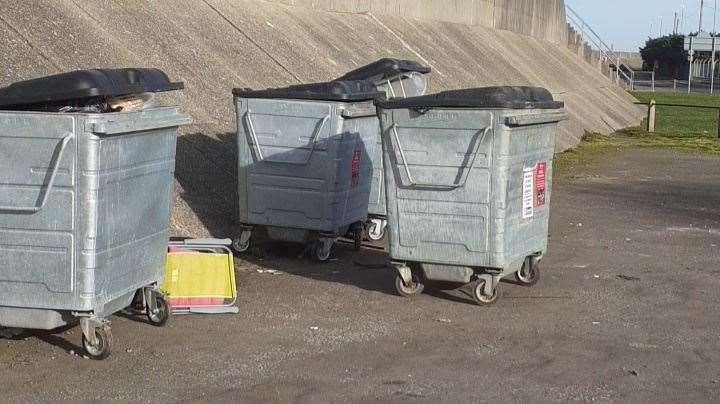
top-left (566, 0), bottom-right (718, 52)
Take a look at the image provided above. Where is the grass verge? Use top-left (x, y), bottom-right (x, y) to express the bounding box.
top-left (554, 92), bottom-right (720, 175)
top-left (553, 134), bottom-right (618, 174)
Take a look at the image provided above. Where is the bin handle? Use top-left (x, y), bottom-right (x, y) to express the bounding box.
top-left (385, 76), bottom-right (408, 98)
top-left (505, 110), bottom-right (568, 126)
top-left (390, 117), bottom-right (493, 190)
top-left (386, 79), bottom-right (397, 98)
top-left (0, 132), bottom-right (74, 213)
top-left (244, 112), bottom-right (330, 165)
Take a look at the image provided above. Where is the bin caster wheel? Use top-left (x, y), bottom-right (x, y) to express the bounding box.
top-left (146, 290), bottom-right (171, 327)
top-left (82, 325), bottom-right (113, 360)
top-left (365, 219), bottom-right (386, 241)
top-left (314, 239), bottom-right (334, 262)
top-left (515, 257), bottom-right (540, 287)
top-left (395, 272), bottom-right (424, 298)
top-left (473, 279), bottom-right (500, 306)
top-left (232, 235), bottom-right (251, 254)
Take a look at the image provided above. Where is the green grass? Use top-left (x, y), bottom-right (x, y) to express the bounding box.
top-left (630, 91), bottom-right (720, 135)
top-left (554, 92), bottom-right (720, 174)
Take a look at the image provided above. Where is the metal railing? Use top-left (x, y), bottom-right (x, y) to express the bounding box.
top-left (631, 71), bottom-right (656, 92)
top-left (636, 78), bottom-right (720, 94)
top-left (566, 4), bottom-right (635, 88)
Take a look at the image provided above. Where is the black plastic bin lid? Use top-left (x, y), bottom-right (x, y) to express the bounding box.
top-left (377, 86), bottom-right (564, 110)
top-left (233, 80), bottom-right (384, 102)
top-left (0, 68), bottom-right (184, 109)
top-left (335, 58), bottom-right (431, 81)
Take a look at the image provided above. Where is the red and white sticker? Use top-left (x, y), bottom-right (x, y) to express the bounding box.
top-left (522, 161), bottom-right (548, 219)
top-left (350, 149), bottom-right (362, 188)
top-left (534, 162), bottom-right (547, 208)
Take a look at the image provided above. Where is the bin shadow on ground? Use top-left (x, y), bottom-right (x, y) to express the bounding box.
top-left (1, 313), bottom-right (155, 356)
top-left (239, 239), bottom-right (400, 297)
top-left (33, 331), bottom-right (80, 354)
top-left (1, 324), bottom-right (80, 354)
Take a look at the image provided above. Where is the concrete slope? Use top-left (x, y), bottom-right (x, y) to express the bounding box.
top-left (267, 0), bottom-right (569, 44)
top-left (0, 0), bottom-right (642, 237)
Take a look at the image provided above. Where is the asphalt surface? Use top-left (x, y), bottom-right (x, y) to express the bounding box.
top-left (1, 147), bottom-right (719, 403)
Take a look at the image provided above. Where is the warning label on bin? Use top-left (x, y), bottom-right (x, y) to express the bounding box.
top-left (522, 167), bottom-right (534, 219)
top-left (535, 162), bottom-right (547, 208)
top-left (351, 149), bottom-right (362, 188)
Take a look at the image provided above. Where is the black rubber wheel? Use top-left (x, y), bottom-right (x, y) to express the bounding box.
top-left (146, 291), bottom-right (171, 327)
top-left (314, 240), bottom-right (333, 262)
top-left (82, 326), bottom-right (113, 360)
top-left (472, 279), bottom-right (501, 306)
top-left (232, 235), bottom-right (250, 254)
top-left (365, 220), bottom-right (386, 241)
top-left (395, 272), bottom-right (424, 298)
top-left (515, 257), bottom-right (540, 287)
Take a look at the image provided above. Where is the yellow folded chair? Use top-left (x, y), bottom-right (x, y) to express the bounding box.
top-left (163, 239), bottom-right (239, 314)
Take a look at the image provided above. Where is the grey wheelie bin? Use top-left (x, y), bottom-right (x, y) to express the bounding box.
top-left (336, 59), bottom-right (431, 241)
top-left (377, 87), bottom-right (567, 305)
top-left (0, 68), bottom-right (191, 359)
top-left (232, 81), bottom-right (382, 261)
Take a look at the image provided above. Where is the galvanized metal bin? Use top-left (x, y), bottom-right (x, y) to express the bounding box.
top-left (232, 81), bottom-right (381, 261)
top-left (377, 87), bottom-right (567, 305)
top-left (336, 59), bottom-right (432, 241)
top-left (0, 107), bottom-right (190, 354)
top-left (0, 68), bottom-right (191, 359)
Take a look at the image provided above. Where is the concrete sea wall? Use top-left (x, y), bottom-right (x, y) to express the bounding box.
top-left (267, 0), bottom-right (568, 44)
